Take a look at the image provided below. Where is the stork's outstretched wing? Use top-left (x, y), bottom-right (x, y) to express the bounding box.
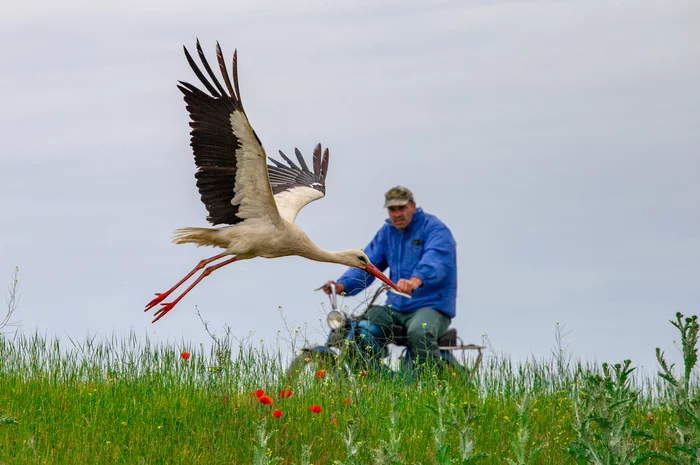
top-left (177, 40), bottom-right (279, 226)
top-left (267, 144), bottom-right (330, 223)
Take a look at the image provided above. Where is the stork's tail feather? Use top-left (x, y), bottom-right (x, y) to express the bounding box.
top-left (172, 227), bottom-right (228, 248)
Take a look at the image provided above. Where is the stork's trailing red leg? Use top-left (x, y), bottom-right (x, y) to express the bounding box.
top-left (145, 252), bottom-right (230, 312)
top-left (151, 256), bottom-right (238, 323)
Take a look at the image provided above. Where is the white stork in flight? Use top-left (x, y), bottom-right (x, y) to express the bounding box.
top-left (145, 40), bottom-right (401, 323)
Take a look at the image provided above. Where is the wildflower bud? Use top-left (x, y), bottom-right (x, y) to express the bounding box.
top-left (647, 412), bottom-right (654, 424)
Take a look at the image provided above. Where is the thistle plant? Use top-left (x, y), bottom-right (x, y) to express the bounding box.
top-left (0, 414), bottom-right (18, 425)
top-left (428, 382), bottom-right (488, 465)
top-left (292, 445), bottom-right (312, 465)
top-left (336, 420), bottom-right (361, 465)
top-left (566, 360), bottom-right (660, 465)
top-left (372, 400), bottom-right (404, 465)
top-left (656, 313), bottom-right (700, 463)
top-left (252, 420), bottom-right (283, 465)
top-left (506, 394), bottom-right (541, 465)
top-left (451, 402), bottom-right (489, 465)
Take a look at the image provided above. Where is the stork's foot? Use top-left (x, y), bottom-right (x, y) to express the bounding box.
top-left (145, 292), bottom-right (169, 312)
top-left (145, 254), bottom-right (238, 323)
top-left (152, 302), bottom-right (177, 323)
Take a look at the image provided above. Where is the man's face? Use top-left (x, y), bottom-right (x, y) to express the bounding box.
top-left (388, 201), bottom-right (416, 230)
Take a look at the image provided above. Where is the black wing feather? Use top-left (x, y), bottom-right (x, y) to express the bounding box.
top-left (183, 47), bottom-right (220, 97)
top-left (320, 147), bottom-right (329, 184)
top-left (216, 42), bottom-right (237, 101)
top-left (277, 150), bottom-right (300, 171)
top-left (196, 39), bottom-right (227, 98)
top-left (295, 148), bottom-right (310, 173)
top-left (232, 51), bottom-right (244, 113)
top-left (268, 158), bottom-right (288, 169)
top-left (312, 143), bottom-right (321, 176)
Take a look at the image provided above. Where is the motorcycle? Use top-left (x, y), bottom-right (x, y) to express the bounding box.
top-left (285, 283), bottom-right (484, 381)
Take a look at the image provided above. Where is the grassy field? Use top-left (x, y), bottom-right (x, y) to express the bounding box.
top-left (0, 313), bottom-right (698, 465)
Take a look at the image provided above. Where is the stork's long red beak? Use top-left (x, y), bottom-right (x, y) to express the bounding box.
top-left (365, 263), bottom-right (403, 294)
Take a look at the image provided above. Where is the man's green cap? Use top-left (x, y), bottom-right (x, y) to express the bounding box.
top-left (384, 186), bottom-right (414, 208)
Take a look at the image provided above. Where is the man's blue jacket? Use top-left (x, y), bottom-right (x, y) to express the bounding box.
top-left (337, 208), bottom-right (457, 318)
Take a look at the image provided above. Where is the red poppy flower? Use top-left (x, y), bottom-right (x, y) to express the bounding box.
top-left (309, 404), bottom-right (322, 413)
top-left (315, 369), bottom-right (326, 379)
top-left (279, 389), bottom-right (293, 398)
top-left (258, 395), bottom-right (273, 405)
top-left (181, 351), bottom-right (191, 360)
top-left (273, 409), bottom-right (283, 418)
top-left (254, 389), bottom-right (265, 398)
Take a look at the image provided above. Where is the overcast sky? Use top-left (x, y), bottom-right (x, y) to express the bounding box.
top-left (1, 0), bottom-right (698, 373)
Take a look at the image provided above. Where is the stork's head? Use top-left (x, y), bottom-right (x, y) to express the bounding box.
top-left (338, 249), bottom-right (403, 294)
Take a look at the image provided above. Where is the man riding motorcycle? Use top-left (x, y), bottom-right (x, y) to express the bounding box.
top-left (324, 186), bottom-right (458, 366)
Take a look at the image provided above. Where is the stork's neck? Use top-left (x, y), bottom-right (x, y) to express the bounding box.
top-left (300, 242), bottom-right (345, 264)
top-left (295, 233), bottom-right (348, 266)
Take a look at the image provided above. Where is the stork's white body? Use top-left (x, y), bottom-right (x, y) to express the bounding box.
top-left (173, 220), bottom-right (333, 262)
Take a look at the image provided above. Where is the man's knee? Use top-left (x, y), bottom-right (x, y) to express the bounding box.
top-left (406, 315), bottom-right (439, 347)
top-left (405, 308), bottom-right (450, 359)
top-left (366, 305), bottom-right (394, 338)
top-left (366, 305), bottom-right (385, 319)
top-left (406, 324), bottom-right (438, 346)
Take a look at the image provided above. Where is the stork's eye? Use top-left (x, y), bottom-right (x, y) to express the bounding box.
top-left (357, 256), bottom-right (367, 264)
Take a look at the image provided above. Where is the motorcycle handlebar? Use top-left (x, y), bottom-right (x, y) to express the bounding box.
top-left (315, 282), bottom-right (410, 316)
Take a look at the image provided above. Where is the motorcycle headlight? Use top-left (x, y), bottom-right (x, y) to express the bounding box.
top-left (326, 310), bottom-right (344, 330)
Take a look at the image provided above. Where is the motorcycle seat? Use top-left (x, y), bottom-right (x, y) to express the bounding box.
top-left (386, 325), bottom-right (459, 347)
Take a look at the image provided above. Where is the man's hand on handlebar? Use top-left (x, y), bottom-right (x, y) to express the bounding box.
top-left (322, 280), bottom-right (345, 295)
top-left (397, 276), bottom-right (422, 295)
